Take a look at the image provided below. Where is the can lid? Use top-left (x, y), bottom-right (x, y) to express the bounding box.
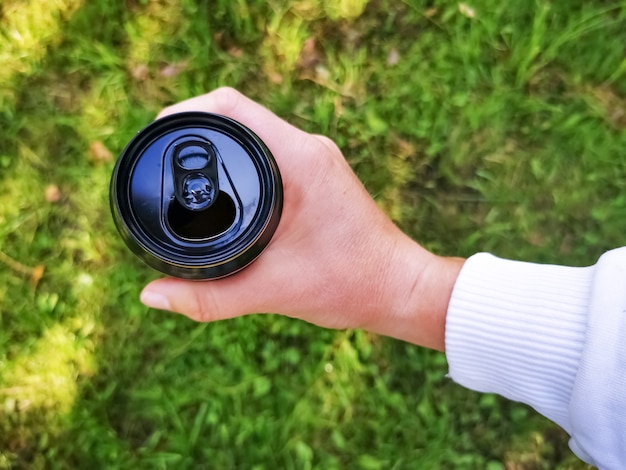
top-left (110, 112), bottom-right (283, 280)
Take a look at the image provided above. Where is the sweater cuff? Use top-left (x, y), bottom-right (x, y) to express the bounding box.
top-left (445, 253), bottom-right (595, 433)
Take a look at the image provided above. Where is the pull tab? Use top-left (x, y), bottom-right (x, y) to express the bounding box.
top-left (172, 140), bottom-right (219, 211)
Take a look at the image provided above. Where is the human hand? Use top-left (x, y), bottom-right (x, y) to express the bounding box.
top-left (140, 88), bottom-right (464, 350)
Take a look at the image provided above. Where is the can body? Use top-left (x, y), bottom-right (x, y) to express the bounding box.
top-left (110, 112), bottom-right (283, 280)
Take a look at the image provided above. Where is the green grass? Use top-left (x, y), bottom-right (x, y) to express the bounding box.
top-left (1, 0), bottom-right (625, 468)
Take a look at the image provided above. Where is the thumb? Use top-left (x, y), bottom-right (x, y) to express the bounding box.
top-left (140, 274), bottom-right (269, 322)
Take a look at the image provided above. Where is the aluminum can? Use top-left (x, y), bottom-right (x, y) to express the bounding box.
top-left (110, 112), bottom-right (283, 279)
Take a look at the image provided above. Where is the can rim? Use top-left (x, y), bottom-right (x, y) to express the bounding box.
top-left (110, 112), bottom-right (283, 279)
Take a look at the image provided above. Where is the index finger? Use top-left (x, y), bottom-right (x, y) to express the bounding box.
top-left (157, 87), bottom-right (309, 161)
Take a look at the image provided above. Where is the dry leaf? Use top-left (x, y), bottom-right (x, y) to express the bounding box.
top-left (333, 95), bottom-right (344, 118)
top-left (159, 61), bottom-right (188, 78)
top-left (297, 38), bottom-right (322, 73)
top-left (528, 232), bottom-right (545, 247)
top-left (395, 138), bottom-right (416, 158)
top-left (387, 48), bottom-right (400, 66)
top-left (131, 64), bottom-right (149, 81)
top-left (315, 65), bottom-right (330, 81)
top-left (228, 46), bottom-right (244, 58)
top-left (88, 141), bottom-right (113, 164)
top-left (587, 84), bottom-right (626, 129)
top-left (458, 3), bottom-right (476, 18)
top-left (30, 264), bottom-right (45, 288)
top-left (267, 70), bottom-right (283, 84)
top-left (424, 7), bottom-right (438, 18)
top-left (45, 184), bottom-right (61, 203)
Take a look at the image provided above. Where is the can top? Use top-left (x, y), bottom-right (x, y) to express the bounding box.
top-left (111, 112), bottom-right (283, 279)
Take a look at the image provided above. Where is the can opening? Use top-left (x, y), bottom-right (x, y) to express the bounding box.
top-left (167, 191), bottom-right (236, 240)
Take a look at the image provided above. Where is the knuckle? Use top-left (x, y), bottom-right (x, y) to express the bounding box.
top-left (210, 87), bottom-right (243, 115)
top-left (190, 287), bottom-right (222, 322)
top-left (313, 134), bottom-right (341, 156)
top-left (156, 104), bottom-right (176, 119)
top-left (307, 135), bottom-right (348, 176)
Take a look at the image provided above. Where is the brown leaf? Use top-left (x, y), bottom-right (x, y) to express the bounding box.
top-left (315, 65), bottom-right (330, 81)
top-left (424, 8), bottom-right (438, 18)
top-left (267, 70), bottom-right (283, 84)
top-left (387, 48), bottom-right (400, 66)
top-left (228, 46), bottom-right (244, 58)
top-left (333, 95), bottom-right (344, 117)
top-left (88, 141), bottom-right (113, 164)
top-left (261, 62), bottom-right (284, 84)
top-left (528, 232), bottom-right (545, 247)
top-left (45, 184), bottom-right (61, 203)
top-left (587, 84), bottom-right (626, 129)
top-left (297, 38), bottom-right (322, 73)
top-left (131, 64), bottom-right (149, 81)
top-left (395, 138), bottom-right (416, 158)
top-left (159, 61), bottom-right (188, 78)
top-left (30, 264), bottom-right (45, 288)
top-left (458, 3), bottom-right (476, 18)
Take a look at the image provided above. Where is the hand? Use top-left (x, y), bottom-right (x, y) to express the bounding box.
top-left (140, 88), bottom-right (464, 350)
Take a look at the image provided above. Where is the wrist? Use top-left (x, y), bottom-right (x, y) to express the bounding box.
top-left (364, 233), bottom-right (465, 350)
top-left (414, 254), bottom-right (465, 350)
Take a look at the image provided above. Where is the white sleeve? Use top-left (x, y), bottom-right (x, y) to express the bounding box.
top-left (445, 248), bottom-right (626, 469)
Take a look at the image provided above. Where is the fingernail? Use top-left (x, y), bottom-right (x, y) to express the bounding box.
top-left (140, 289), bottom-right (172, 311)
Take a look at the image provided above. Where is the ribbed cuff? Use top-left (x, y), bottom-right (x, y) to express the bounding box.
top-left (445, 253), bottom-right (595, 433)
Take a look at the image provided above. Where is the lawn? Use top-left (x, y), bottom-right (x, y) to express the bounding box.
top-left (1, 0), bottom-right (625, 468)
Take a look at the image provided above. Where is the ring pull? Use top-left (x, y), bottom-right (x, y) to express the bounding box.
top-left (172, 140), bottom-right (219, 211)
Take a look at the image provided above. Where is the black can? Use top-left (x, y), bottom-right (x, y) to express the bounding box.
top-left (110, 112), bottom-right (283, 280)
